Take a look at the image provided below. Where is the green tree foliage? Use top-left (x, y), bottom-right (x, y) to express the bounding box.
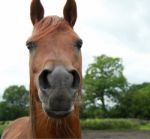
top-left (82, 55), bottom-right (127, 118)
top-left (115, 83), bottom-right (150, 119)
top-left (0, 85), bottom-right (29, 121)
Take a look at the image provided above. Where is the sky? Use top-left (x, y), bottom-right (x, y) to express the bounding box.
top-left (0, 0), bottom-right (150, 97)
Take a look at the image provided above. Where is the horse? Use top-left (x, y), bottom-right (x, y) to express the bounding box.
top-left (2, 0), bottom-right (82, 138)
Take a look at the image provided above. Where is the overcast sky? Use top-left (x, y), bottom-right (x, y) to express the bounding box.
top-left (0, 0), bottom-right (150, 97)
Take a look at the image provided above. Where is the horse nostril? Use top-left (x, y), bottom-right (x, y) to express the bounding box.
top-left (70, 70), bottom-right (80, 89)
top-left (39, 70), bottom-right (51, 90)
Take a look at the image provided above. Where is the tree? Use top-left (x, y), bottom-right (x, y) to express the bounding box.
top-left (83, 55), bottom-right (127, 118)
top-left (115, 82), bottom-right (150, 119)
top-left (0, 85), bottom-right (29, 121)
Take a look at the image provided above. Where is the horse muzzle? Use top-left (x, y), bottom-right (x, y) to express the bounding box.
top-left (38, 65), bottom-right (80, 118)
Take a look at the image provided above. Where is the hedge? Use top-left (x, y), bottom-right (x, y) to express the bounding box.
top-left (80, 119), bottom-right (140, 130)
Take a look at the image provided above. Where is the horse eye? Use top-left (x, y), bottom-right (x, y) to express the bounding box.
top-left (26, 42), bottom-right (36, 51)
top-left (75, 39), bottom-right (83, 50)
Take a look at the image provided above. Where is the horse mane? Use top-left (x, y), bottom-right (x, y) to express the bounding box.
top-left (27, 16), bottom-right (71, 42)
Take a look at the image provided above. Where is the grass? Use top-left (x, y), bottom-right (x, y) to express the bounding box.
top-left (139, 121), bottom-right (150, 131)
top-left (0, 121), bottom-right (10, 137)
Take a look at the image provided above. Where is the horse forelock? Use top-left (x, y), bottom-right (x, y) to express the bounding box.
top-left (27, 16), bottom-right (71, 42)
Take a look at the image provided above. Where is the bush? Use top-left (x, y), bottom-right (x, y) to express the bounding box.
top-left (80, 119), bottom-right (140, 130)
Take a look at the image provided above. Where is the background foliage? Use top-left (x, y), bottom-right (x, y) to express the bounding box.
top-left (81, 54), bottom-right (150, 120)
top-left (0, 85), bottom-right (29, 121)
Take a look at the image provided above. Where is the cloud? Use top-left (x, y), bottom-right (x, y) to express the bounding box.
top-left (75, 0), bottom-right (150, 83)
top-left (79, 0), bottom-right (150, 53)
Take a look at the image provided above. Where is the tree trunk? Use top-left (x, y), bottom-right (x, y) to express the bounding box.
top-left (101, 93), bottom-right (107, 117)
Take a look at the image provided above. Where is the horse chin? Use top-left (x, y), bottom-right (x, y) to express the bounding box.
top-left (38, 87), bottom-right (77, 119)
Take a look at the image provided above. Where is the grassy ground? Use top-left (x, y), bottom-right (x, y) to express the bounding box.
top-left (0, 121), bottom-right (9, 137)
top-left (139, 122), bottom-right (150, 130)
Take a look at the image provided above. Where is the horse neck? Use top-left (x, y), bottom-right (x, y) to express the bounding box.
top-left (29, 88), bottom-right (81, 139)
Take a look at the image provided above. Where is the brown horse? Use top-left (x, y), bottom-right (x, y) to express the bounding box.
top-left (2, 0), bottom-right (82, 138)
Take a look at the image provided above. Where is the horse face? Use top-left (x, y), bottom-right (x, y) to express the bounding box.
top-left (27, 0), bottom-right (81, 119)
top-left (27, 17), bottom-right (82, 118)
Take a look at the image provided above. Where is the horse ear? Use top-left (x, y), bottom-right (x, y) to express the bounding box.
top-left (63, 0), bottom-right (77, 28)
top-left (30, 0), bottom-right (44, 25)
